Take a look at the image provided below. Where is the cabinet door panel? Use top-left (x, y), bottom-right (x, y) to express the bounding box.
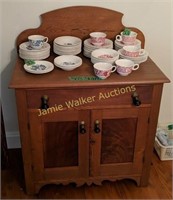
top-left (101, 118), bottom-right (137, 164)
top-left (43, 121), bottom-right (78, 168)
top-left (29, 109), bottom-right (89, 181)
top-left (91, 107), bottom-right (150, 177)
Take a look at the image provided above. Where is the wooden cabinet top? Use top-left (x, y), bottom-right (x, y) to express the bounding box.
top-left (9, 6), bottom-right (169, 89)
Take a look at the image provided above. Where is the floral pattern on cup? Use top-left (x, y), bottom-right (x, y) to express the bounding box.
top-left (93, 62), bottom-right (116, 79)
top-left (122, 45), bottom-right (146, 57)
top-left (115, 59), bottom-right (139, 76)
top-left (28, 35), bottom-right (48, 49)
top-left (90, 32), bottom-right (107, 46)
top-left (116, 31), bottom-right (137, 45)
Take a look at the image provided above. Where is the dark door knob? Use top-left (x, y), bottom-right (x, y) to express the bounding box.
top-left (40, 95), bottom-right (49, 110)
top-left (80, 121), bottom-right (86, 134)
top-left (94, 120), bottom-right (100, 133)
top-left (132, 92), bottom-right (141, 106)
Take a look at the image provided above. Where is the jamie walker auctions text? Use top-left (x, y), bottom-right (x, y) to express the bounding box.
top-left (38, 85), bottom-right (136, 116)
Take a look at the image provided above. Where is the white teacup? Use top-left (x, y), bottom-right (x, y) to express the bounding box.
top-left (115, 59), bottom-right (139, 76)
top-left (90, 32), bottom-right (107, 46)
top-left (116, 31), bottom-right (137, 45)
top-left (28, 35), bottom-right (48, 49)
top-left (122, 45), bottom-right (146, 57)
top-left (93, 62), bottom-right (116, 79)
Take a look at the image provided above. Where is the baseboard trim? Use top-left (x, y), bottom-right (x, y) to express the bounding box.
top-left (6, 131), bottom-right (21, 149)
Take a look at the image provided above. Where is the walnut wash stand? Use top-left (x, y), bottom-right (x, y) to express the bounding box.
top-left (9, 6), bottom-right (170, 194)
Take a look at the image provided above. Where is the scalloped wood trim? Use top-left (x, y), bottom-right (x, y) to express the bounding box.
top-left (35, 176), bottom-right (141, 194)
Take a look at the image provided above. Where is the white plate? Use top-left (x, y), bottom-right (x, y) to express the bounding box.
top-left (53, 40), bottom-right (82, 55)
top-left (19, 42), bottom-right (50, 52)
top-left (24, 61), bottom-right (54, 74)
top-left (84, 38), bottom-right (113, 50)
top-left (19, 52), bottom-right (50, 60)
top-left (54, 43), bottom-right (81, 51)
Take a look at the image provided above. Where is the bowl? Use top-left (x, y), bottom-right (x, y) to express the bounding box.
top-left (54, 55), bottom-right (82, 71)
top-left (54, 36), bottom-right (82, 46)
top-left (91, 48), bottom-right (119, 64)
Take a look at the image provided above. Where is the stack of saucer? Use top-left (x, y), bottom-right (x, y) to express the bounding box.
top-left (91, 48), bottom-right (119, 64)
top-left (118, 48), bottom-right (148, 64)
top-left (114, 39), bottom-right (141, 50)
top-left (53, 36), bottom-right (82, 55)
top-left (19, 42), bottom-right (50, 60)
top-left (83, 38), bottom-right (113, 58)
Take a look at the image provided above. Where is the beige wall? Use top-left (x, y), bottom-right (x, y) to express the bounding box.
top-left (1, 0), bottom-right (172, 148)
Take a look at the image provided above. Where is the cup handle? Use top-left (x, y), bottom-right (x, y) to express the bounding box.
top-left (116, 35), bottom-right (122, 42)
top-left (132, 64), bottom-right (139, 70)
top-left (44, 37), bottom-right (49, 43)
top-left (111, 66), bottom-right (116, 73)
top-left (139, 49), bottom-right (145, 56)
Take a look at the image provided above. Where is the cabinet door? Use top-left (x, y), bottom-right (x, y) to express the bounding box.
top-left (28, 109), bottom-right (89, 182)
top-left (90, 107), bottom-right (150, 177)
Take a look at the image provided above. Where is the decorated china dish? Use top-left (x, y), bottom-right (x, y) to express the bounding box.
top-left (19, 42), bottom-right (50, 51)
top-left (23, 61), bottom-right (54, 74)
top-left (53, 36), bottom-right (82, 55)
top-left (91, 49), bottom-right (119, 59)
top-left (83, 38), bottom-right (113, 58)
top-left (54, 55), bottom-right (82, 71)
top-left (84, 38), bottom-right (113, 48)
top-left (118, 48), bottom-right (148, 64)
top-left (91, 48), bottom-right (119, 64)
top-left (19, 42), bottom-right (50, 60)
top-left (54, 36), bottom-right (82, 46)
top-left (114, 39), bottom-right (141, 51)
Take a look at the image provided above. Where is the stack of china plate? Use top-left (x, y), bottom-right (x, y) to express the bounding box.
top-left (53, 36), bottom-right (82, 55)
top-left (83, 38), bottom-right (113, 58)
top-left (91, 48), bottom-right (119, 64)
top-left (118, 48), bottom-right (148, 64)
top-left (54, 55), bottom-right (82, 71)
top-left (19, 42), bottom-right (50, 60)
top-left (114, 39), bottom-right (141, 51)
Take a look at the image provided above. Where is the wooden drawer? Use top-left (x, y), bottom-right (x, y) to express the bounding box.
top-left (26, 85), bottom-right (153, 109)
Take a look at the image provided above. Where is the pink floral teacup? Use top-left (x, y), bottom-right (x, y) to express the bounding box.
top-left (90, 32), bottom-right (107, 46)
top-left (122, 45), bottom-right (146, 57)
top-left (93, 62), bottom-right (116, 79)
top-left (116, 31), bottom-right (137, 45)
top-left (115, 59), bottom-right (139, 76)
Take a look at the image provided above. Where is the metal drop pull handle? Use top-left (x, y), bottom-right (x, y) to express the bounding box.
top-left (40, 95), bottom-right (49, 110)
top-left (94, 120), bottom-right (101, 133)
top-left (132, 92), bottom-right (141, 106)
top-left (80, 121), bottom-right (86, 134)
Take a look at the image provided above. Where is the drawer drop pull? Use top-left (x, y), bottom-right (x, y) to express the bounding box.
top-left (40, 95), bottom-right (49, 110)
top-left (80, 121), bottom-right (86, 134)
top-left (94, 120), bottom-right (101, 133)
top-left (132, 92), bottom-right (141, 106)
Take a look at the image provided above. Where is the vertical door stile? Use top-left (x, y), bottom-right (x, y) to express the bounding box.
top-left (90, 110), bottom-right (102, 177)
top-left (29, 109), bottom-right (45, 181)
top-left (132, 107), bottom-right (150, 170)
top-left (78, 110), bottom-right (90, 178)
